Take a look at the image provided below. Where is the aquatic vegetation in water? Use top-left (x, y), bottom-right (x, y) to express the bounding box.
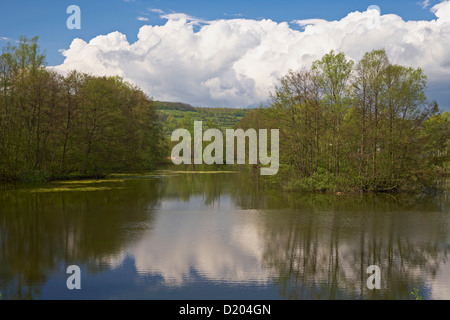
top-left (52, 179), bottom-right (126, 184)
top-left (411, 288), bottom-right (423, 300)
top-left (27, 186), bottom-right (124, 193)
top-left (169, 171), bottom-right (238, 174)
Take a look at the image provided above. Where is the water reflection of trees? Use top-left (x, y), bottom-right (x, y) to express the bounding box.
top-left (0, 179), bottom-right (163, 299)
top-left (2, 171), bottom-right (448, 300)
top-left (0, 172), bottom-right (240, 300)
top-left (231, 177), bottom-right (450, 299)
top-left (161, 174), bottom-right (450, 299)
top-left (161, 172), bottom-right (234, 206)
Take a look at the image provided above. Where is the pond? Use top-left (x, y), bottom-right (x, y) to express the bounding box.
top-left (0, 171), bottom-right (449, 300)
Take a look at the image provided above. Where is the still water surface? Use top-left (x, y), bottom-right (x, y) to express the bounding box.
top-left (0, 171), bottom-right (449, 300)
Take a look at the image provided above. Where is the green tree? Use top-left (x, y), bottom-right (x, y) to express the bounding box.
top-left (0, 37), bottom-right (164, 181)
top-left (239, 49), bottom-right (446, 193)
top-left (313, 50), bottom-right (354, 176)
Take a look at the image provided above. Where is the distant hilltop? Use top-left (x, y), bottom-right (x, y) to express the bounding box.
top-left (155, 101), bottom-right (196, 111)
top-left (154, 101), bottom-right (253, 112)
top-left (156, 101), bottom-right (251, 134)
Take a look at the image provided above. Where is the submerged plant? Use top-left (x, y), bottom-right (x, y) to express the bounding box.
top-left (411, 288), bottom-right (423, 300)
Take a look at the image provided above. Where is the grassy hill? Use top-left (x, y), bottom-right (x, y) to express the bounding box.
top-left (156, 101), bottom-right (251, 134)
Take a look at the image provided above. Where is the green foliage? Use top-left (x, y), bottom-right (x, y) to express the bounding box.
top-left (18, 169), bottom-right (51, 183)
top-left (0, 37), bottom-right (165, 181)
top-left (158, 104), bottom-right (251, 162)
top-left (422, 111), bottom-right (450, 171)
top-left (286, 172), bottom-right (337, 193)
top-left (239, 49), bottom-right (448, 193)
top-left (158, 104), bottom-right (250, 135)
top-left (411, 288), bottom-right (423, 300)
top-left (155, 101), bottom-right (195, 111)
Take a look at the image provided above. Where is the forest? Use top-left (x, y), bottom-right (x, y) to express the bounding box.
top-left (1, 37), bottom-right (448, 193)
top-left (0, 37), bottom-right (164, 182)
top-left (157, 103), bottom-right (249, 134)
top-left (239, 50), bottom-right (449, 193)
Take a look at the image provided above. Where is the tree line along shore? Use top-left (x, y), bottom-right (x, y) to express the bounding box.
top-left (1, 37), bottom-right (448, 193)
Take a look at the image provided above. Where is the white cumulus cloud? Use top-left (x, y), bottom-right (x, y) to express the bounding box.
top-left (52, 2), bottom-right (450, 108)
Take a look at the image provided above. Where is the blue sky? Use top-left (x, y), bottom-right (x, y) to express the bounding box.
top-left (0, 0), bottom-right (439, 65)
top-left (1, 0), bottom-right (449, 108)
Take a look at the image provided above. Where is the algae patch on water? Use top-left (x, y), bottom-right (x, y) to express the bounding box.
top-left (108, 172), bottom-right (176, 179)
top-left (29, 186), bottom-right (124, 193)
top-left (26, 179), bottom-right (126, 193)
top-left (165, 170), bottom-right (238, 174)
top-left (52, 179), bottom-right (126, 184)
